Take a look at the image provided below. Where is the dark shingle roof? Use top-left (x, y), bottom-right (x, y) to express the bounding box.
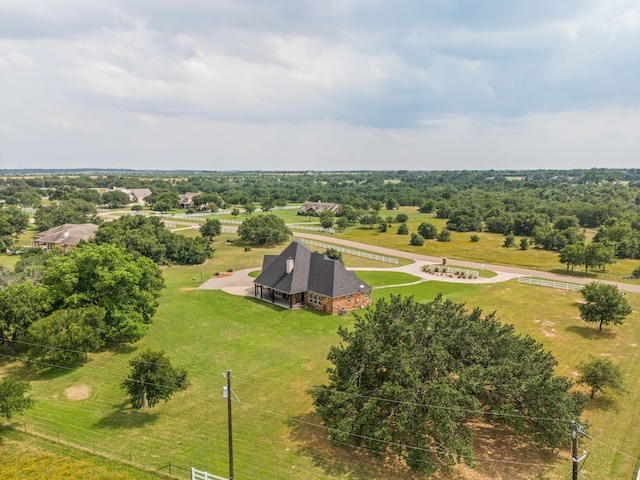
top-left (254, 239), bottom-right (371, 298)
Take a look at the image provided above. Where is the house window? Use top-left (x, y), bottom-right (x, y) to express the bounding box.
top-left (309, 293), bottom-right (321, 305)
top-left (347, 295), bottom-right (351, 304)
top-left (364, 291), bottom-right (370, 299)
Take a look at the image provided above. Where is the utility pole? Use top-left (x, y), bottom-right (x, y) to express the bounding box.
top-left (572, 422), bottom-right (587, 480)
top-left (224, 370), bottom-right (234, 480)
top-left (572, 422), bottom-right (579, 480)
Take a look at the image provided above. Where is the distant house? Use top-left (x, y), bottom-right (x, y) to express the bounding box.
top-left (34, 223), bottom-right (98, 252)
top-left (179, 192), bottom-right (200, 209)
top-left (253, 239), bottom-right (372, 314)
top-left (110, 187), bottom-right (152, 205)
top-left (298, 201), bottom-right (340, 216)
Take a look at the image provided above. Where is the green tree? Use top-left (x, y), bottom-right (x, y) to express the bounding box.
top-left (0, 205), bottom-right (29, 236)
top-left (437, 230), bottom-right (451, 242)
top-left (395, 213), bottom-right (409, 223)
top-left (417, 222), bottom-right (437, 239)
top-left (244, 203), bottom-right (255, 216)
top-left (397, 223), bottom-right (409, 235)
top-left (147, 192), bottom-right (179, 213)
top-left (577, 356), bottom-right (625, 399)
top-left (385, 198), bottom-right (399, 210)
top-left (324, 248), bottom-right (343, 264)
top-left (584, 242), bottom-right (616, 272)
top-left (101, 190), bottom-right (131, 208)
top-left (200, 218), bottom-right (222, 241)
top-left (335, 217), bottom-right (350, 231)
top-left (25, 307), bottom-right (105, 367)
top-left (312, 295), bottom-right (586, 475)
top-left (0, 376), bottom-right (34, 420)
top-left (559, 243), bottom-right (586, 271)
top-left (237, 214), bottom-right (291, 246)
top-left (261, 198), bottom-right (274, 212)
top-left (519, 237), bottom-right (529, 250)
top-left (0, 282), bottom-right (49, 352)
top-left (410, 233), bottom-right (424, 246)
top-left (359, 214), bottom-right (382, 229)
top-left (34, 199), bottom-right (98, 231)
top-left (578, 282), bottom-right (632, 331)
top-left (231, 208), bottom-right (240, 217)
top-left (41, 243), bottom-right (164, 343)
top-left (319, 211), bottom-right (335, 229)
top-left (503, 232), bottom-right (516, 248)
top-left (121, 349), bottom-right (189, 409)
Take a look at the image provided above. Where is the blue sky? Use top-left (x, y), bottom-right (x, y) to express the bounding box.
top-left (1, 1), bottom-right (639, 171)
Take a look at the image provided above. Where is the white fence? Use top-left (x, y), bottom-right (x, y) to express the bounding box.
top-left (191, 467), bottom-right (228, 480)
top-left (298, 239), bottom-right (398, 264)
top-left (518, 277), bottom-right (583, 291)
top-left (289, 224), bottom-right (336, 234)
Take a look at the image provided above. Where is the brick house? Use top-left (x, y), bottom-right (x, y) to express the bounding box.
top-left (253, 239), bottom-right (372, 314)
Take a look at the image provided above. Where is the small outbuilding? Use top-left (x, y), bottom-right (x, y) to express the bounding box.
top-left (254, 239), bottom-right (372, 314)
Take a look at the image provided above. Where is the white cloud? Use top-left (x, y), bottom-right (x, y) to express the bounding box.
top-left (1, 0), bottom-right (639, 170)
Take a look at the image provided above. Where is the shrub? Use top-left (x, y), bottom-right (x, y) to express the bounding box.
top-left (470, 234), bottom-right (480, 242)
top-left (397, 223), bottom-right (409, 235)
top-left (437, 230), bottom-right (451, 242)
top-left (410, 233), bottom-right (425, 246)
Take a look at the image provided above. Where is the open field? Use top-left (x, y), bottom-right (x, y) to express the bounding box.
top-left (2, 215), bottom-right (640, 479)
top-left (338, 208), bottom-right (640, 285)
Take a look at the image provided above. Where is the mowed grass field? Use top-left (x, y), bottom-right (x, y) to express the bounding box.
top-left (2, 224), bottom-right (640, 479)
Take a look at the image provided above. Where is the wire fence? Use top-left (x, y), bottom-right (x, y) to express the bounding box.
top-left (517, 276), bottom-right (584, 291)
top-left (13, 422), bottom-right (199, 479)
top-left (298, 238), bottom-right (398, 264)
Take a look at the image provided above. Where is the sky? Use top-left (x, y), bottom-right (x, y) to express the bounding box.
top-left (1, 0), bottom-right (640, 171)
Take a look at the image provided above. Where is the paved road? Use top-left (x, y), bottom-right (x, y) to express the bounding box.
top-left (293, 232), bottom-right (640, 294)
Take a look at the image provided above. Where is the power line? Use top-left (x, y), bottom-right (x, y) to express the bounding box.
top-left (243, 402), bottom-right (559, 469)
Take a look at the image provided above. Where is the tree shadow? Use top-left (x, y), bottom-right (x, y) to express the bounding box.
top-left (105, 343), bottom-right (137, 355)
top-left (549, 268), bottom-right (598, 279)
top-left (287, 411), bottom-right (557, 480)
top-left (585, 394), bottom-right (621, 413)
top-left (565, 325), bottom-right (616, 340)
top-left (94, 399), bottom-right (161, 430)
top-left (287, 411), bottom-right (425, 479)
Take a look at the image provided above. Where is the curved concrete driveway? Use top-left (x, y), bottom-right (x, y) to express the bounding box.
top-left (198, 246), bottom-right (519, 296)
top-left (292, 232), bottom-right (640, 294)
top-left (196, 232), bottom-right (640, 295)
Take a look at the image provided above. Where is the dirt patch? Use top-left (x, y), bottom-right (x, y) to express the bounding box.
top-left (180, 287), bottom-right (198, 291)
top-left (65, 385), bottom-right (91, 401)
top-left (541, 329), bottom-right (556, 337)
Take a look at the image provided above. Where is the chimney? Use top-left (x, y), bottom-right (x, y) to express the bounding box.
top-left (286, 257), bottom-right (294, 274)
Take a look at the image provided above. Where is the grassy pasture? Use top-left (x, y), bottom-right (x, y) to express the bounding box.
top-left (339, 208), bottom-right (640, 284)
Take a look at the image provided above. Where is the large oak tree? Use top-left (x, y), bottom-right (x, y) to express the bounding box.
top-left (312, 295), bottom-right (586, 476)
top-left (41, 243), bottom-right (164, 343)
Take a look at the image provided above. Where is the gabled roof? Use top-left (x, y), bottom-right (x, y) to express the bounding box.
top-left (34, 223), bottom-right (98, 246)
top-left (254, 239), bottom-right (371, 298)
top-left (130, 188), bottom-right (152, 200)
top-left (298, 201), bottom-right (340, 214)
